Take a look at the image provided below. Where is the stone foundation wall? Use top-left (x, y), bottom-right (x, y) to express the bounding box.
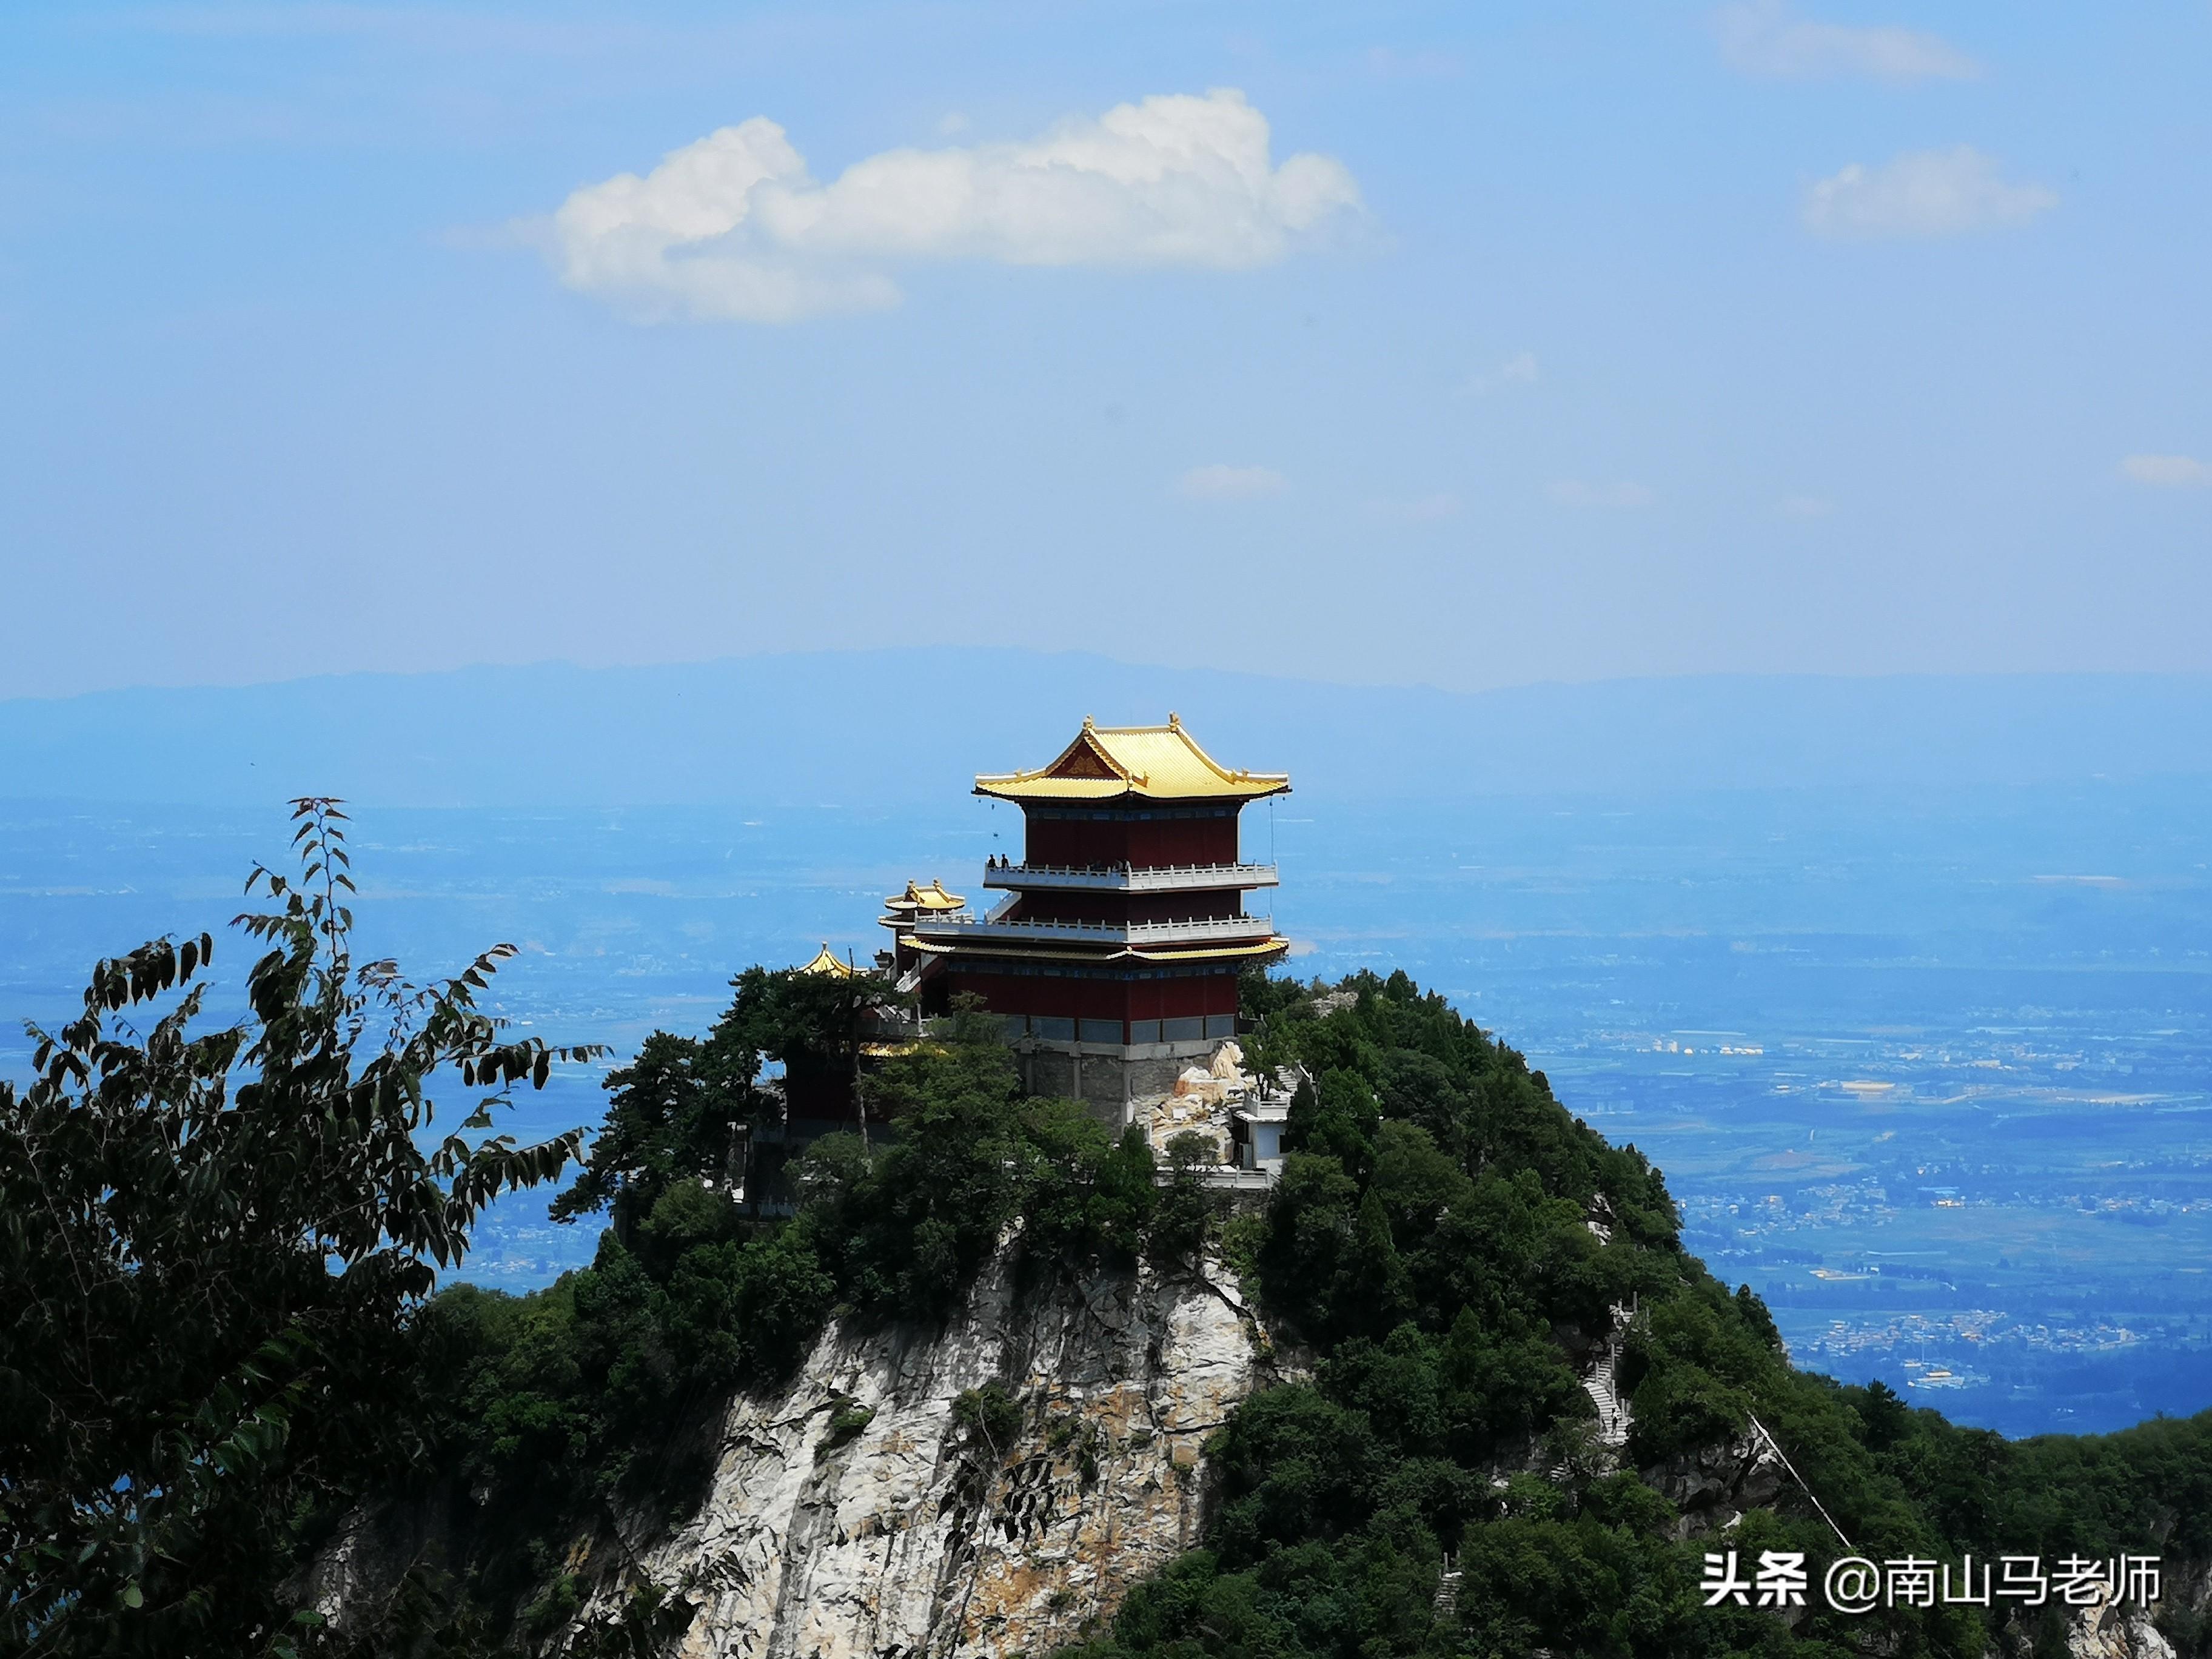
top-left (1015, 1040), bottom-right (1222, 1130)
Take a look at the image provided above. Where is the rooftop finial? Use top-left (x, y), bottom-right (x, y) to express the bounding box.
top-left (1168, 711), bottom-right (1181, 728)
top-left (1083, 714), bottom-right (1094, 729)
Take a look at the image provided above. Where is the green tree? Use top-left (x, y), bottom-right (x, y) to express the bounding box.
top-left (548, 1030), bottom-right (753, 1241)
top-left (796, 1002), bottom-right (1047, 1315)
top-left (0, 800), bottom-right (597, 1658)
top-left (717, 962), bottom-right (902, 1146)
top-left (1148, 1130), bottom-right (1225, 1268)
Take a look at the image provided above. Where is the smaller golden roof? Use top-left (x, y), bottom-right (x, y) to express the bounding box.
top-left (797, 942), bottom-right (858, 978)
top-left (974, 714), bottom-right (1290, 805)
top-left (881, 878), bottom-right (965, 914)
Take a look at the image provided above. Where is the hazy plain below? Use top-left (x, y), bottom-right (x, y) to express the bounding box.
top-left (4, 655), bottom-right (2207, 1438)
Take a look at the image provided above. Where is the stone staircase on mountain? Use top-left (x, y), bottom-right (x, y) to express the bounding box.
top-left (1584, 1306), bottom-right (1634, 1452)
top-left (1431, 1555), bottom-right (1461, 1626)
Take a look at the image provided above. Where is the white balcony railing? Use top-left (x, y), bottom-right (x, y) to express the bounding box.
top-left (910, 912), bottom-right (1280, 948)
top-left (979, 860), bottom-right (1279, 894)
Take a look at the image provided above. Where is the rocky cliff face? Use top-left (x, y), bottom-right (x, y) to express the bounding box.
top-left (2066, 1595), bottom-right (2180, 1659)
top-left (561, 1246), bottom-right (1292, 1659)
top-left (304, 1245), bottom-right (2208, 1659)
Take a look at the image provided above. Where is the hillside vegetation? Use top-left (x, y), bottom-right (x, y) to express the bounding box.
top-left (4, 812), bottom-right (2207, 1658)
top-left (1066, 970), bottom-right (2212, 1659)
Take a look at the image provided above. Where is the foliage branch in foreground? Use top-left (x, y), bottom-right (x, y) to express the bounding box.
top-left (0, 799), bottom-right (599, 1658)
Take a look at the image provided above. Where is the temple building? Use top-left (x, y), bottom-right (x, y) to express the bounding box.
top-left (797, 941), bottom-right (860, 979)
top-left (876, 879), bottom-right (966, 965)
top-left (892, 715), bottom-right (1290, 1122)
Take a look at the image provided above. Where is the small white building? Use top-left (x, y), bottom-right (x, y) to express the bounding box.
top-left (1233, 1097), bottom-right (1292, 1173)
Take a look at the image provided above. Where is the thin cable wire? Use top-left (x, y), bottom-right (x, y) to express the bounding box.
top-left (1745, 1410), bottom-right (1855, 1553)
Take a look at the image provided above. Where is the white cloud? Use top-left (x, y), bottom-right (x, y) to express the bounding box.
top-left (2121, 454), bottom-right (2212, 488)
top-left (1802, 147), bottom-right (2055, 240)
top-left (540, 89), bottom-right (1362, 323)
top-left (1179, 464), bottom-right (1288, 501)
top-left (1714, 1), bottom-right (1979, 81)
top-left (1780, 494), bottom-right (1834, 518)
top-left (1548, 479), bottom-right (1654, 509)
top-left (1460, 351), bottom-right (1538, 397)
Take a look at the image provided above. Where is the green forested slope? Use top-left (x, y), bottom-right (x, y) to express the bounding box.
top-left (411, 965), bottom-right (2210, 1658)
top-left (5, 819), bottom-right (2206, 1658)
top-left (1062, 970), bottom-right (2212, 1658)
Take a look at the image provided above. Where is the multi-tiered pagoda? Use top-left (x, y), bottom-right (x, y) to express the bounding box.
top-left (894, 716), bottom-right (1289, 1121)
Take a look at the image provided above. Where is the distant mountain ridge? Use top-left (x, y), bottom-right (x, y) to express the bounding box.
top-left (4, 650), bottom-right (2208, 808)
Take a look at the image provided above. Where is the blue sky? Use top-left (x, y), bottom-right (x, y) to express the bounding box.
top-left (3, 2), bottom-right (2208, 700)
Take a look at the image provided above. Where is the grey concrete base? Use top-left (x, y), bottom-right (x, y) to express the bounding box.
top-left (1014, 1037), bottom-right (1223, 1129)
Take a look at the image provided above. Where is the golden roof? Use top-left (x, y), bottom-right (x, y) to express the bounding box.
top-left (880, 878), bottom-right (965, 914)
top-left (797, 942), bottom-right (859, 977)
top-left (974, 714), bottom-right (1290, 805)
top-left (860, 1039), bottom-right (948, 1059)
top-left (903, 936), bottom-right (1287, 968)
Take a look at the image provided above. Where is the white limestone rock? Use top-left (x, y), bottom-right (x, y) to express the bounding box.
top-left (563, 1245), bottom-right (1288, 1658)
top-left (2066, 1592), bottom-right (2177, 1659)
